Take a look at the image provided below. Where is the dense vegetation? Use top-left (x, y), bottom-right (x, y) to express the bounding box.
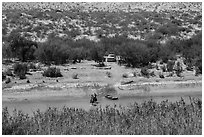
top-left (2, 3), bottom-right (202, 69)
top-left (3, 31), bottom-right (202, 71)
top-left (2, 98), bottom-right (202, 135)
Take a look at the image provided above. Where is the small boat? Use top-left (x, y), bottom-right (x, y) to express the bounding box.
top-left (105, 95), bottom-right (118, 100)
top-left (90, 101), bottom-right (99, 106)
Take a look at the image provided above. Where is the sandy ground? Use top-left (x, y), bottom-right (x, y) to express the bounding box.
top-left (2, 61), bottom-right (202, 115)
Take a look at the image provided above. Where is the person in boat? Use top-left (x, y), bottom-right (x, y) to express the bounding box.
top-left (90, 94), bottom-right (94, 104)
top-left (93, 93), bottom-right (97, 102)
top-left (90, 93), bottom-right (98, 104)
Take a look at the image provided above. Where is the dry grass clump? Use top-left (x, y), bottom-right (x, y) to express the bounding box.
top-left (2, 97), bottom-right (202, 135)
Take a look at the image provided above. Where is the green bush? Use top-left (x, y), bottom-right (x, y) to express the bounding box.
top-left (42, 67), bottom-right (63, 78)
top-left (13, 63), bottom-right (28, 79)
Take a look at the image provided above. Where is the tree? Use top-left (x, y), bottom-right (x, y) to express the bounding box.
top-left (35, 38), bottom-right (70, 65)
top-left (8, 33), bottom-right (37, 62)
top-left (118, 41), bottom-right (150, 67)
top-left (2, 42), bottom-right (13, 59)
top-left (90, 45), bottom-right (104, 63)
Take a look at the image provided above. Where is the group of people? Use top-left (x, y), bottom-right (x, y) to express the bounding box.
top-left (90, 93), bottom-right (97, 104)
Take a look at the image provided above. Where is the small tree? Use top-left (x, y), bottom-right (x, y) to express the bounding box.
top-left (8, 33), bottom-right (37, 62)
top-left (175, 62), bottom-right (183, 77)
top-left (13, 63), bottom-right (28, 79)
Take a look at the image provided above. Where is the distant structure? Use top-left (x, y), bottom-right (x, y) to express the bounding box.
top-left (103, 53), bottom-right (116, 62)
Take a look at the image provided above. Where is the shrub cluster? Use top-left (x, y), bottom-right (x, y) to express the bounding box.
top-left (3, 28), bottom-right (201, 71)
top-left (13, 63), bottom-right (28, 79)
top-left (42, 67), bottom-right (63, 78)
top-left (141, 67), bottom-right (149, 78)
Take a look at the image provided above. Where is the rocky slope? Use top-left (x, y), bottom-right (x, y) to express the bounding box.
top-left (2, 2), bottom-right (202, 43)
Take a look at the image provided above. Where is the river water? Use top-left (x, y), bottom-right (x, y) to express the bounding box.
top-left (3, 90), bottom-right (202, 116)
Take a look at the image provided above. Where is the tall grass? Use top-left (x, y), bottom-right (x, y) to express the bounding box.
top-left (2, 97), bottom-right (202, 135)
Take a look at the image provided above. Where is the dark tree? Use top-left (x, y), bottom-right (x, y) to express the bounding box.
top-left (8, 33), bottom-right (37, 62)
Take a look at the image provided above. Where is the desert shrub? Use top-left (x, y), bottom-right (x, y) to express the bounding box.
top-left (72, 73), bottom-right (78, 79)
top-left (186, 65), bottom-right (194, 71)
top-left (149, 71), bottom-right (156, 77)
top-left (195, 66), bottom-right (202, 76)
top-left (175, 62), bottom-right (183, 77)
top-left (132, 71), bottom-right (137, 77)
top-left (161, 65), bottom-right (167, 72)
top-left (5, 77), bottom-right (11, 84)
top-left (122, 73), bottom-right (128, 78)
top-left (13, 63), bottom-right (28, 78)
top-left (195, 58), bottom-right (202, 76)
top-left (2, 72), bottom-right (6, 81)
top-left (5, 69), bottom-right (13, 76)
top-left (19, 71), bottom-right (27, 79)
top-left (141, 67), bottom-right (149, 78)
top-left (27, 62), bottom-right (37, 70)
top-left (42, 67), bottom-right (63, 78)
top-left (159, 73), bottom-right (165, 79)
top-left (106, 71), bottom-right (112, 78)
top-left (167, 60), bottom-right (175, 72)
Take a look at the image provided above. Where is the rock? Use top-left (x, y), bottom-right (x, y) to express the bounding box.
top-left (70, 67), bottom-right (77, 69)
top-left (27, 80), bottom-right (30, 83)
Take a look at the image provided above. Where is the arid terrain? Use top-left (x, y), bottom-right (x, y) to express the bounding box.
top-left (2, 2), bottom-right (202, 135)
top-left (2, 61), bottom-right (202, 114)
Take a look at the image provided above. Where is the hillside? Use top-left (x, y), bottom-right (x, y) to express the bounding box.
top-left (2, 2), bottom-right (202, 43)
